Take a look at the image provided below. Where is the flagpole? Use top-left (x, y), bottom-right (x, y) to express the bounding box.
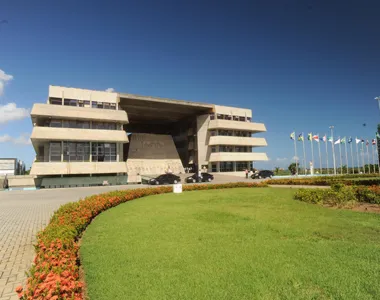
top-left (317, 134), bottom-right (322, 174)
top-left (293, 132), bottom-right (298, 175)
top-left (366, 142), bottom-right (371, 173)
top-left (355, 138), bottom-right (360, 174)
top-left (302, 133), bottom-right (307, 175)
top-left (325, 134), bottom-right (329, 175)
top-left (349, 138), bottom-right (354, 174)
top-left (338, 138), bottom-right (343, 175)
top-left (371, 142), bottom-right (375, 173)
top-left (330, 126), bottom-right (337, 175)
top-left (361, 142), bottom-right (365, 173)
top-left (377, 138), bottom-right (380, 175)
top-left (344, 139), bottom-right (348, 174)
top-left (309, 133), bottom-right (314, 175)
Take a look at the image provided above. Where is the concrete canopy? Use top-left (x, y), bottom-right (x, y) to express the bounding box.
top-left (119, 93), bottom-right (213, 124)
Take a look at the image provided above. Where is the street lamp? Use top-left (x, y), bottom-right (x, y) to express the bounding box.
top-left (329, 126), bottom-right (337, 175)
top-left (375, 97), bottom-right (380, 114)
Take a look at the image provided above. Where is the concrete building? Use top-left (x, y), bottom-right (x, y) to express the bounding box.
top-left (0, 158), bottom-right (25, 176)
top-left (30, 86), bottom-right (268, 183)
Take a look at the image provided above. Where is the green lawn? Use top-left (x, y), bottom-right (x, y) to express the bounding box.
top-left (80, 188), bottom-right (380, 300)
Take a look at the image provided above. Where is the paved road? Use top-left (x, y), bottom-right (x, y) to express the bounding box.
top-left (0, 174), bottom-right (253, 299)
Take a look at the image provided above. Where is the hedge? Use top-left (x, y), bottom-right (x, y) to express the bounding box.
top-left (16, 182), bottom-right (267, 299)
top-left (267, 177), bottom-right (380, 187)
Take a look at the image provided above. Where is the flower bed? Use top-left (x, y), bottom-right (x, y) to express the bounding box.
top-left (16, 182), bottom-right (267, 299)
top-left (267, 177), bottom-right (380, 187)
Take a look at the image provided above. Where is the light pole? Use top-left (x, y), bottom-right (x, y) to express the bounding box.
top-left (330, 126), bottom-right (337, 175)
top-left (375, 97), bottom-right (380, 114)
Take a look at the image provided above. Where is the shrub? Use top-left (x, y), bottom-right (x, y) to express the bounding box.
top-left (294, 186), bottom-right (357, 208)
top-left (267, 177), bottom-right (380, 187)
top-left (354, 186), bottom-right (380, 204)
top-left (16, 182), bottom-right (266, 299)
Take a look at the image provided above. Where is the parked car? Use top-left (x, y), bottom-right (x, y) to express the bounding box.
top-left (251, 170), bottom-right (274, 179)
top-left (149, 174), bottom-right (181, 185)
top-left (185, 173), bottom-right (214, 183)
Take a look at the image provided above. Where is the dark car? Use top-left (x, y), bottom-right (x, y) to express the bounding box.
top-left (185, 173), bottom-right (214, 183)
top-left (149, 174), bottom-right (181, 185)
top-left (251, 170), bottom-right (274, 179)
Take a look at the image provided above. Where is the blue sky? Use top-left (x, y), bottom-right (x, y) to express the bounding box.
top-left (1, 0), bottom-right (380, 170)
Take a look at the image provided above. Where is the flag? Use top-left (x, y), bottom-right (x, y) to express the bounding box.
top-left (341, 137), bottom-right (346, 144)
top-left (307, 133), bottom-right (312, 141)
top-left (366, 140), bottom-right (369, 146)
top-left (361, 139), bottom-right (365, 144)
top-left (355, 138), bottom-right (361, 144)
top-left (376, 132), bottom-right (380, 139)
top-left (322, 135), bottom-right (327, 142)
top-left (290, 132), bottom-right (295, 140)
top-left (372, 139), bottom-right (376, 145)
top-left (348, 137), bottom-right (352, 144)
top-left (334, 138), bottom-right (341, 145)
top-left (328, 136), bottom-right (333, 143)
top-left (298, 134), bottom-right (304, 141)
top-left (312, 134), bottom-right (319, 141)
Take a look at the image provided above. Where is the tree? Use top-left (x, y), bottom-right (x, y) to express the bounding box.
top-left (274, 166), bottom-right (280, 175)
top-left (288, 163), bottom-right (297, 175)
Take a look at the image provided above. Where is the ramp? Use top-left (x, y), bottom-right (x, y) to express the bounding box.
top-left (126, 133), bottom-right (184, 175)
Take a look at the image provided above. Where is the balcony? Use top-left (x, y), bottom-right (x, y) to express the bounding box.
top-left (208, 119), bottom-right (266, 132)
top-left (209, 136), bottom-right (267, 147)
top-left (31, 103), bottom-right (129, 123)
top-left (31, 127), bottom-right (129, 143)
top-left (209, 152), bottom-right (268, 162)
top-left (30, 161), bottom-right (127, 176)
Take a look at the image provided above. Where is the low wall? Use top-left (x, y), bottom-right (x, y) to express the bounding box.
top-left (0, 175), bottom-right (38, 187)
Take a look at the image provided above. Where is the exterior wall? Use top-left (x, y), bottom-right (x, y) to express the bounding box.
top-left (208, 119), bottom-right (266, 132)
top-left (49, 86), bottom-right (118, 104)
top-left (31, 127), bottom-right (129, 143)
top-left (0, 159), bottom-right (17, 176)
top-left (209, 136), bottom-right (267, 147)
top-left (31, 104), bottom-right (128, 123)
top-left (209, 152), bottom-right (268, 162)
top-left (30, 162), bottom-right (127, 176)
top-left (214, 105), bottom-right (252, 118)
top-left (196, 115), bottom-right (211, 167)
top-left (126, 133), bottom-right (184, 175)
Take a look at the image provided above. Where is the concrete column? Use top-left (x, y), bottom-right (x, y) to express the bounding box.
top-left (117, 143), bottom-right (120, 161)
top-left (61, 141), bottom-right (64, 162)
top-left (217, 162), bottom-right (220, 172)
top-left (247, 161), bottom-right (250, 170)
top-left (233, 161), bottom-right (237, 172)
top-left (89, 142), bottom-right (92, 162)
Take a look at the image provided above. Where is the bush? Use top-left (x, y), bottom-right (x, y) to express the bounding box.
top-left (267, 177), bottom-right (380, 187)
top-left (16, 182), bottom-right (267, 299)
top-left (294, 186), bottom-right (357, 208)
top-left (354, 186), bottom-right (380, 204)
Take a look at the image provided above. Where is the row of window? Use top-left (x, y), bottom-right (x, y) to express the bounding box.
top-left (45, 119), bottom-right (118, 130)
top-left (211, 146), bottom-right (251, 153)
top-left (49, 98), bottom-right (117, 110)
top-left (210, 161), bottom-right (253, 172)
top-left (210, 114), bottom-right (252, 122)
top-left (210, 130), bottom-right (251, 137)
top-left (49, 142), bottom-right (117, 162)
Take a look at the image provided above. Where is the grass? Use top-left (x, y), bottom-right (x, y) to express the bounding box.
top-left (80, 188), bottom-right (380, 300)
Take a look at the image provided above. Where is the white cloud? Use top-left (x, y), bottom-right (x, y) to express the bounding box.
top-left (0, 134), bottom-right (11, 142)
top-left (0, 103), bottom-right (30, 124)
top-left (276, 157), bottom-right (287, 162)
top-left (105, 88), bottom-right (115, 93)
top-left (0, 69), bottom-right (13, 96)
top-left (0, 133), bottom-right (31, 145)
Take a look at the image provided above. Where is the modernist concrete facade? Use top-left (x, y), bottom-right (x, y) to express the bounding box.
top-left (30, 86), bottom-right (268, 178)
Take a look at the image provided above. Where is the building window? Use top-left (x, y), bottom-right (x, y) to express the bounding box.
top-left (110, 103), bottom-right (116, 110)
top-left (220, 162), bottom-right (233, 172)
top-left (63, 142), bottom-right (90, 162)
top-left (97, 102), bottom-right (104, 109)
top-left (219, 146), bottom-right (234, 152)
top-left (104, 103), bottom-right (110, 110)
top-left (64, 99), bottom-right (78, 106)
top-left (239, 116), bottom-right (245, 122)
top-left (211, 163), bottom-right (217, 172)
top-left (92, 101), bottom-right (98, 108)
top-left (210, 114), bottom-right (215, 120)
top-left (92, 143), bottom-right (116, 162)
top-left (50, 119), bottom-right (62, 128)
top-left (211, 146), bottom-right (217, 153)
top-left (236, 161), bottom-right (248, 171)
top-left (92, 122), bottom-right (117, 130)
top-left (49, 98), bottom-right (62, 105)
top-left (49, 142), bottom-right (61, 162)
